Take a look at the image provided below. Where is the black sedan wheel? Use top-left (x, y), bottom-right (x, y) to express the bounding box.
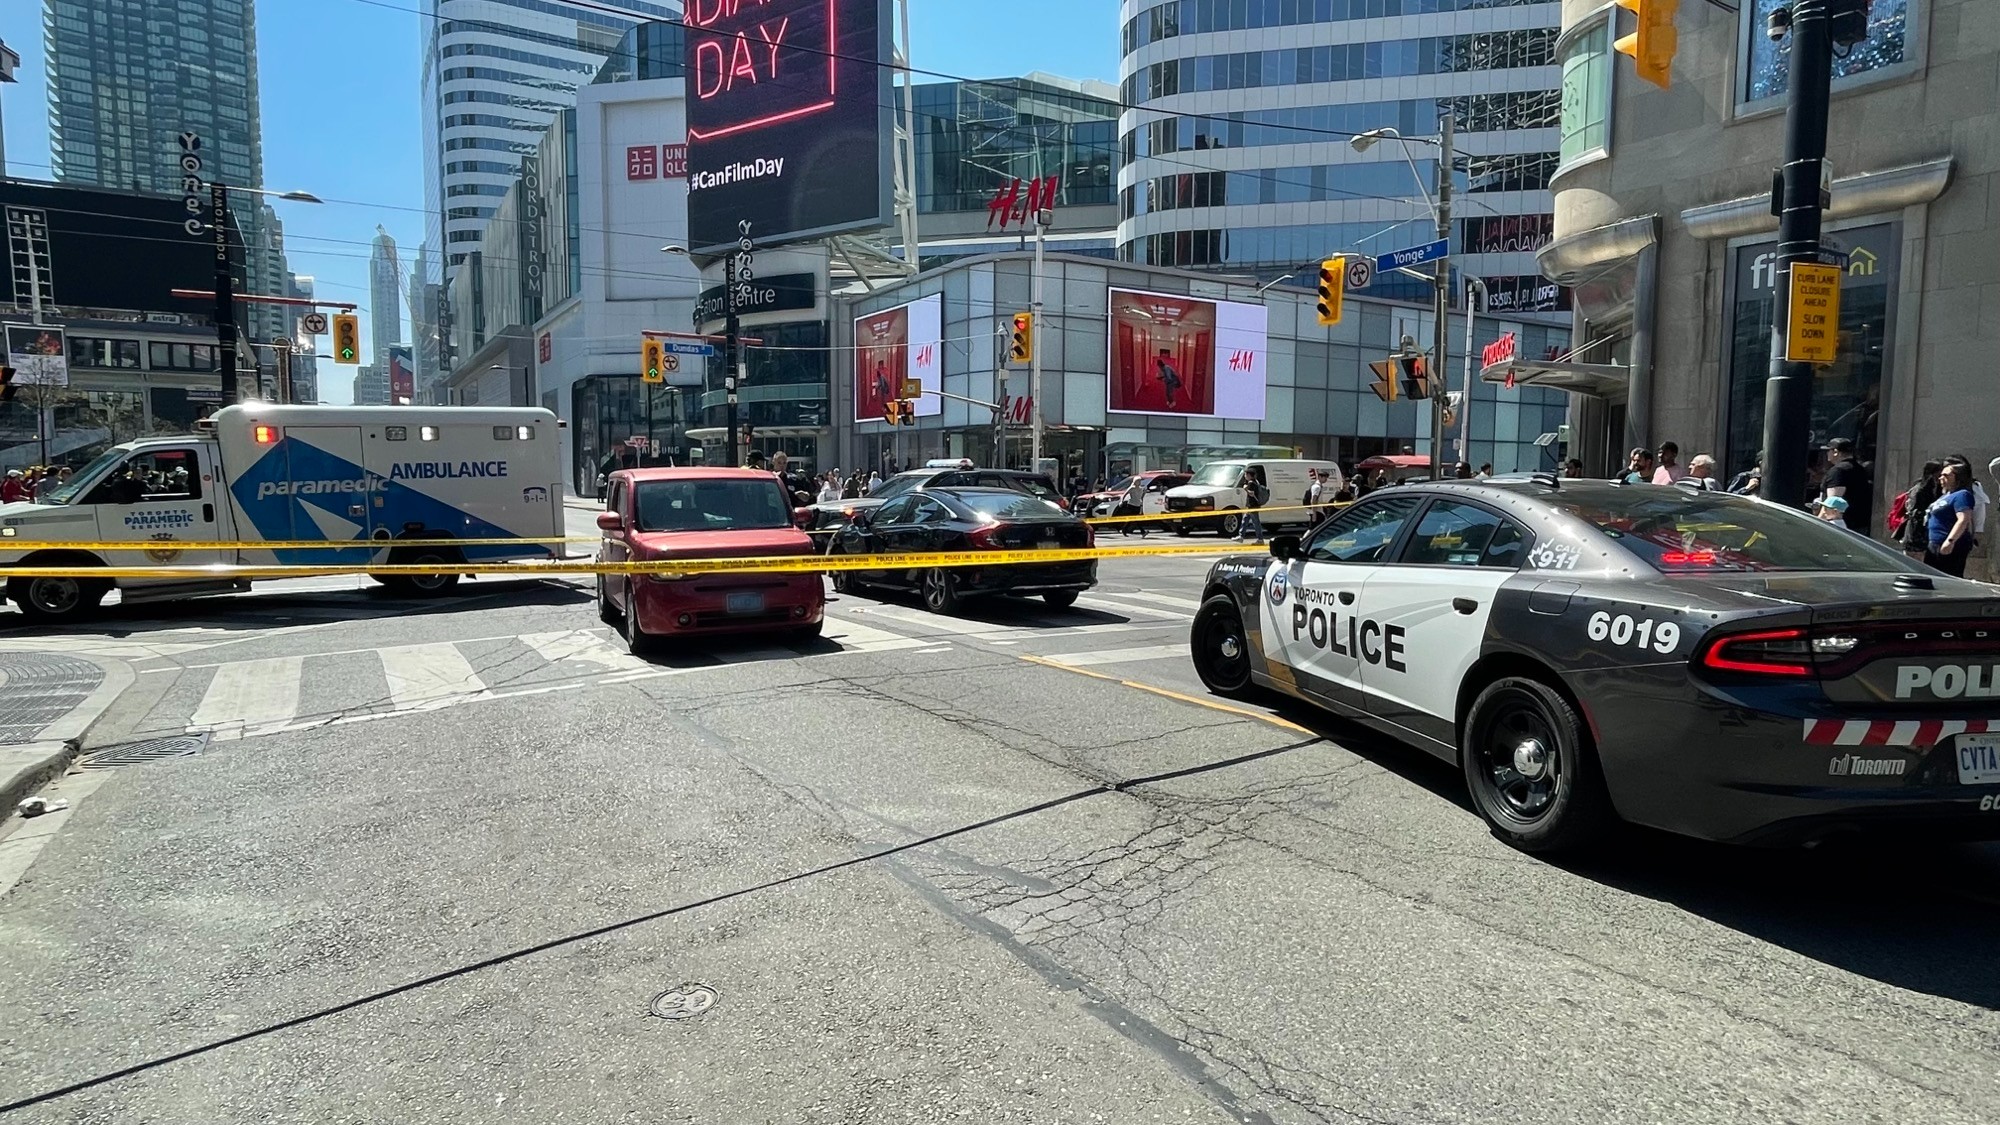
top-left (1462, 677), bottom-right (1614, 854)
top-left (829, 548), bottom-right (860, 594)
top-left (920, 567), bottom-right (961, 614)
top-left (1191, 594), bottom-right (1253, 697)
top-left (1043, 590), bottom-right (1079, 609)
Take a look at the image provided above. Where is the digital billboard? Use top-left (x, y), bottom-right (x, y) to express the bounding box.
top-left (853, 294), bottom-right (941, 423)
top-left (1106, 288), bottom-right (1267, 420)
top-left (388, 345), bottom-right (414, 405)
top-left (685, 0), bottom-right (893, 255)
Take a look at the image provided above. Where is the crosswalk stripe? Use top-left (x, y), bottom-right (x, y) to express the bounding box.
top-left (192, 656), bottom-right (304, 730)
top-left (520, 630), bottom-right (653, 675)
top-left (852, 604), bottom-right (1018, 635)
top-left (822, 615), bottom-right (931, 652)
top-left (1075, 593), bottom-right (1191, 620)
top-left (380, 643), bottom-right (489, 709)
top-left (1039, 643), bottom-right (1187, 668)
top-left (1090, 589), bottom-right (1202, 612)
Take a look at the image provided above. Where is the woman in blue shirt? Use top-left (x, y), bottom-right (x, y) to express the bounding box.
top-left (1924, 461), bottom-right (1976, 577)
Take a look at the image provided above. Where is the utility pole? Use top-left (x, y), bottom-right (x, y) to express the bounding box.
top-left (723, 222), bottom-right (754, 468)
top-left (1758, 0), bottom-right (1865, 509)
top-left (1428, 108), bottom-right (1454, 475)
top-left (1458, 276), bottom-right (1486, 467)
top-left (1029, 207), bottom-right (1049, 468)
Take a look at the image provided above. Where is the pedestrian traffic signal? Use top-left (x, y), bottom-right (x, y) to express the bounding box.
top-left (331, 313), bottom-right (361, 364)
top-left (1614, 0), bottom-right (1679, 89)
top-left (1009, 312), bottom-right (1033, 363)
top-left (1316, 258), bottom-right (1344, 327)
top-left (898, 399), bottom-right (916, 426)
top-left (883, 399), bottom-right (903, 425)
top-left (641, 338), bottom-right (665, 384)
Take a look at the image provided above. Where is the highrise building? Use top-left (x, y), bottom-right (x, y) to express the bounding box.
top-left (369, 226), bottom-right (404, 372)
top-left (418, 0), bottom-right (676, 398)
top-left (43, 0), bottom-right (296, 346)
top-left (352, 364), bottom-right (389, 406)
top-left (1116, 1), bottom-right (1563, 312)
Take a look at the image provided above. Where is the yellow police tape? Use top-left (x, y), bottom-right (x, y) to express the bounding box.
top-left (0, 540), bottom-right (1255, 582)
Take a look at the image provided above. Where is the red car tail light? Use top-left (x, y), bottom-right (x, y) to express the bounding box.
top-left (967, 524), bottom-right (1004, 549)
top-left (1699, 628), bottom-right (1815, 677)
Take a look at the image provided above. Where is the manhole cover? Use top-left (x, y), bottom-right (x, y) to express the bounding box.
top-left (83, 734), bottom-right (208, 769)
top-left (648, 984), bottom-right (718, 1021)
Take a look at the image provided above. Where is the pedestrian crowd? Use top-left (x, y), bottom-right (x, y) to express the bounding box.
top-left (2, 465), bottom-right (71, 504)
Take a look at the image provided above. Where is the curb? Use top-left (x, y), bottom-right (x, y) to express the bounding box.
top-left (0, 739), bottom-right (82, 817)
top-left (40, 654), bottom-right (134, 745)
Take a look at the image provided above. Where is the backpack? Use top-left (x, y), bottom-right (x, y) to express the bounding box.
top-left (1886, 489), bottom-right (1909, 536)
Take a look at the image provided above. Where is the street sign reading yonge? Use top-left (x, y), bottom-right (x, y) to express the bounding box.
top-left (683, 0), bottom-right (893, 255)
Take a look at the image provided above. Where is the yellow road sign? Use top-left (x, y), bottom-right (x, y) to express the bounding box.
top-left (1785, 262), bottom-right (1842, 365)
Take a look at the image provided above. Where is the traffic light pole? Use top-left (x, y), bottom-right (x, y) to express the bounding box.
top-left (1758, 0), bottom-right (1838, 510)
top-left (1029, 209), bottom-right (1048, 468)
top-left (1428, 110), bottom-right (1454, 476)
top-left (723, 251), bottom-right (741, 468)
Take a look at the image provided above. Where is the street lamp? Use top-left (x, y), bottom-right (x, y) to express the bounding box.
top-left (1351, 121), bottom-right (1454, 475)
top-left (206, 183), bottom-right (321, 402)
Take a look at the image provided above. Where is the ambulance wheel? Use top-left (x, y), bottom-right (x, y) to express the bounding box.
top-left (1190, 594), bottom-right (1253, 698)
top-left (1462, 677), bottom-right (1615, 855)
top-left (8, 570), bottom-right (108, 626)
top-left (386, 547), bottom-right (461, 597)
top-left (1219, 510), bottom-right (1242, 538)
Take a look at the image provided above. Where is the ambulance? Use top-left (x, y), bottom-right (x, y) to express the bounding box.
top-left (0, 404), bottom-right (567, 624)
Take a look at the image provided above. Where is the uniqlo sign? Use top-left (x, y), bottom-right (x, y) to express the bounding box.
top-left (661, 144), bottom-right (687, 177)
top-left (626, 145), bottom-right (659, 181)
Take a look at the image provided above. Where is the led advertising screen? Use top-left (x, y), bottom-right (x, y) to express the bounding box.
top-left (387, 345), bottom-right (414, 405)
top-left (1106, 288), bottom-right (1267, 419)
top-left (853, 294), bottom-right (941, 423)
top-left (685, 0), bottom-right (893, 255)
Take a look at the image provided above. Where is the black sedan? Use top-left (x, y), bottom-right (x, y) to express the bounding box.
top-left (827, 487), bottom-right (1096, 614)
top-left (796, 466), bottom-right (1068, 545)
top-left (1188, 476), bottom-right (2000, 852)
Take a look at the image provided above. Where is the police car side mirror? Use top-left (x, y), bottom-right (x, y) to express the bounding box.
top-left (1269, 534), bottom-right (1301, 560)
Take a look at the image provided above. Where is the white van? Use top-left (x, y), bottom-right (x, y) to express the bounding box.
top-left (0, 404), bottom-right (565, 624)
top-left (1163, 458), bottom-right (1342, 537)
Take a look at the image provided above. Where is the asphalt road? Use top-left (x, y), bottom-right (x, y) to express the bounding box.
top-left (1, 519), bottom-right (1998, 1124)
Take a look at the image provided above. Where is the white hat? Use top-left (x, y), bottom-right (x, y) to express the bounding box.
top-left (4, 469), bottom-right (21, 477)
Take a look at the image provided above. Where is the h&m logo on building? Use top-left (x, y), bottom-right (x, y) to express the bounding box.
top-left (1228, 349), bottom-right (1256, 372)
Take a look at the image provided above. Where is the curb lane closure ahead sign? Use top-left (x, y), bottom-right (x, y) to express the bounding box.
top-left (1785, 263), bottom-right (1842, 365)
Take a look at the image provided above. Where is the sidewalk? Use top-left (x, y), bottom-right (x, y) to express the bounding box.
top-left (0, 652), bottom-right (132, 814)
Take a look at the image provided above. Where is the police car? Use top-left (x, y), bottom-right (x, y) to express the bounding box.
top-left (1188, 476), bottom-right (2000, 852)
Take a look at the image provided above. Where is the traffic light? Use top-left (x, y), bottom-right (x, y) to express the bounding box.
top-left (1316, 257), bottom-right (1344, 327)
top-left (898, 399), bottom-right (915, 427)
top-left (883, 399), bottom-right (903, 426)
top-left (1614, 0), bottom-right (1679, 90)
top-left (641, 338), bottom-right (665, 384)
top-left (1009, 312), bottom-right (1033, 363)
top-left (1397, 355), bottom-right (1430, 401)
top-left (331, 313), bottom-right (361, 364)
top-left (0, 365), bottom-right (15, 404)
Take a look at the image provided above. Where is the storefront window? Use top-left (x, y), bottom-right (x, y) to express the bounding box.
top-left (1724, 223), bottom-right (1898, 496)
top-left (67, 336), bottom-right (142, 369)
top-left (1743, 0), bottom-right (1912, 106)
top-left (1558, 17), bottom-right (1612, 169)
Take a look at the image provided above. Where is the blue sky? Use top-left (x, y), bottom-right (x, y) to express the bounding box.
top-left (0, 0), bottom-right (1120, 403)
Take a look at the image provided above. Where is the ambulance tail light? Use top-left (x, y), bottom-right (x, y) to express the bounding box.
top-left (1698, 628), bottom-right (1814, 677)
top-left (253, 425), bottom-right (280, 445)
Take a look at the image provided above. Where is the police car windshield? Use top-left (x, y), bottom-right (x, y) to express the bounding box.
top-left (1552, 489), bottom-right (1915, 573)
top-left (1191, 463), bottom-right (1244, 487)
top-left (864, 472), bottom-right (926, 503)
top-left (43, 446), bottom-right (129, 505)
top-left (634, 479), bottom-right (790, 533)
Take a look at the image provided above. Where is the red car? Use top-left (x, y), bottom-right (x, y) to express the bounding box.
top-left (596, 467), bottom-right (825, 653)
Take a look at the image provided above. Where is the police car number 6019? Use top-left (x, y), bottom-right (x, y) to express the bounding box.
top-left (1586, 611), bottom-right (1679, 654)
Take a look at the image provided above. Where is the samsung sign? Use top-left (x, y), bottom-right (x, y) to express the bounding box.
top-left (694, 271), bottom-right (815, 327)
top-left (683, 0), bottom-right (893, 255)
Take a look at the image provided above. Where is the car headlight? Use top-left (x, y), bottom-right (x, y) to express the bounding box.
top-left (1196, 497), bottom-right (1214, 510)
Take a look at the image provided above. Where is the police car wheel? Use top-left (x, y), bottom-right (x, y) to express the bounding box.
top-left (1191, 594), bottom-right (1253, 697)
top-left (920, 568), bottom-right (961, 614)
top-left (1462, 677), bottom-right (1613, 854)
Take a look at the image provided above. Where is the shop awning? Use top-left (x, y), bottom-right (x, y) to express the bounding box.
top-left (1480, 359), bottom-right (1630, 399)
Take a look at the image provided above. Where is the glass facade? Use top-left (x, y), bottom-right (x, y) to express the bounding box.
top-left (1558, 17), bottom-right (1612, 169)
top-left (1743, 0), bottom-right (1911, 104)
top-left (1124, 0), bottom-right (1552, 52)
top-left (1123, 29), bottom-right (1556, 102)
top-left (907, 78), bottom-right (1118, 216)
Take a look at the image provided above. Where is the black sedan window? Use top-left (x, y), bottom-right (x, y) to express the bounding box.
top-left (1551, 490), bottom-right (1918, 573)
top-left (955, 491), bottom-right (1066, 520)
top-left (871, 496), bottom-right (917, 524)
top-left (1306, 496), bottom-right (1421, 563)
top-left (909, 497), bottom-right (953, 524)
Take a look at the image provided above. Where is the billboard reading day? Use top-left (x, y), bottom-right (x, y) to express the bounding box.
top-left (684, 0), bottom-right (894, 255)
top-left (852, 294), bottom-right (941, 423)
top-left (1106, 288), bottom-right (1267, 420)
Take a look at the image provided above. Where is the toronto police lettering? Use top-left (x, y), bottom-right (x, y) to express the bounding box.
top-left (391, 460), bottom-right (509, 481)
top-left (1288, 586), bottom-right (1408, 671)
top-left (1895, 664), bottom-right (2000, 700)
top-left (123, 509), bottom-right (197, 530)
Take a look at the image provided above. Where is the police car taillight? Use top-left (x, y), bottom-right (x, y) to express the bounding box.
top-left (1699, 628), bottom-right (1815, 677)
top-left (1659, 550), bottom-right (1715, 566)
top-left (253, 425), bottom-right (279, 444)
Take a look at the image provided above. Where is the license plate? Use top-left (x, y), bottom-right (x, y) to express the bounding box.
top-left (1957, 734), bottom-right (2000, 785)
top-left (1038, 536), bottom-right (1061, 549)
top-left (724, 591), bottom-right (765, 615)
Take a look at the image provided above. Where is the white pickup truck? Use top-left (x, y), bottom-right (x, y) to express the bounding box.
top-left (0, 404), bottom-right (565, 624)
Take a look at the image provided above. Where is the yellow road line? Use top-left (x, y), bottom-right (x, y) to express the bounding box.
top-left (1017, 652), bottom-right (1311, 734)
